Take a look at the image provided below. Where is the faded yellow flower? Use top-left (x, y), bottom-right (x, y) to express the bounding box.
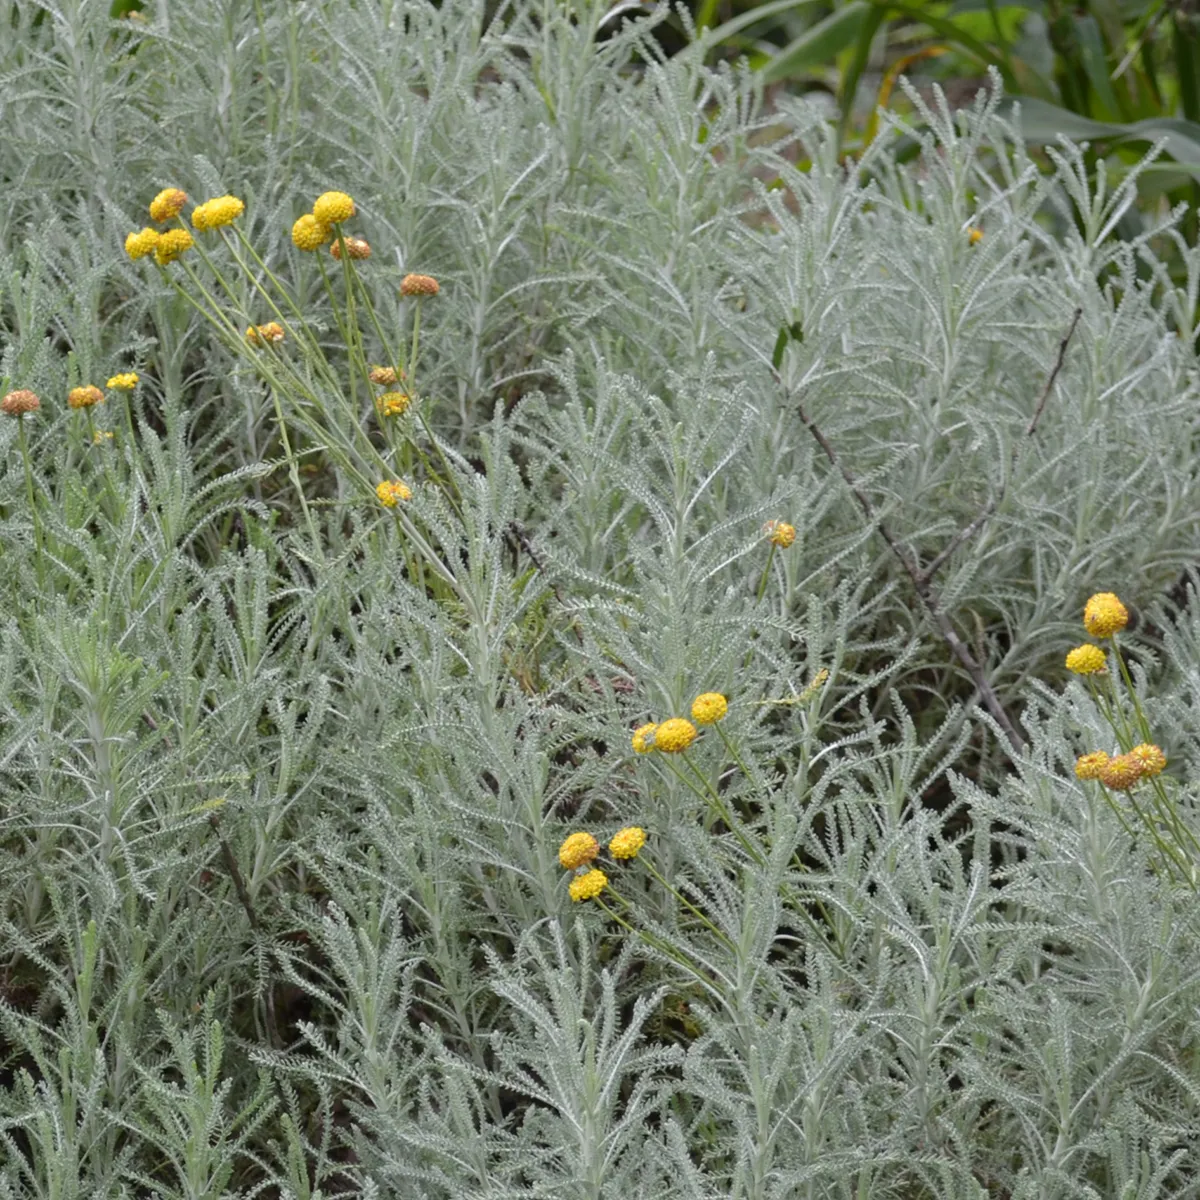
top-left (67, 385), bottom-right (104, 410)
top-left (312, 191), bottom-right (355, 224)
top-left (1074, 751), bottom-right (1110, 781)
top-left (369, 366), bottom-right (399, 386)
top-left (93, 430), bottom-right (114, 444)
top-left (1130, 743), bottom-right (1167, 777)
top-left (149, 188), bottom-right (188, 222)
top-left (558, 832), bottom-right (600, 870)
top-left (154, 228), bottom-right (193, 265)
top-left (1098, 753), bottom-right (1143, 791)
top-left (1083, 593), bottom-right (1128, 638)
top-left (568, 868), bottom-right (608, 902)
top-left (376, 480), bottom-right (412, 507)
top-left (1, 389), bottom-right (40, 417)
top-left (291, 214), bottom-right (332, 251)
top-left (763, 519), bottom-right (796, 549)
top-left (106, 373), bottom-right (139, 391)
top-left (1065, 644), bottom-right (1106, 675)
top-left (691, 692), bottom-right (727, 725)
top-left (330, 235), bottom-right (371, 260)
top-left (400, 273), bottom-right (439, 296)
top-left (608, 826), bottom-right (646, 860)
top-left (631, 723), bottom-right (657, 754)
top-left (125, 227), bottom-right (161, 260)
top-left (378, 391), bottom-right (412, 417)
top-left (654, 718), bottom-right (697, 753)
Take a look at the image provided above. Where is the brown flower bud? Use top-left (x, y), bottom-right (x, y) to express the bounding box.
top-left (2, 389), bottom-right (40, 416)
top-left (400, 273), bottom-right (439, 296)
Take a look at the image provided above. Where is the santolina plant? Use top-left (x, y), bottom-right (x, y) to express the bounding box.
top-left (1, 1), bottom-right (1200, 1196)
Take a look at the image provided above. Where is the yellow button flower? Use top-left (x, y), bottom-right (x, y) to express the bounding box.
top-left (691, 692), bottom-right (727, 725)
top-left (1074, 751), bottom-right (1109, 781)
top-left (246, 322), bottom-right (285, 346)
top-left (312, 191), bottom-right (355, 224)
top-left (400, 273), bottom-right (440, 296)
top-left (1065, 644), bottom-right (1106, 675)
top-left (558, 832), bottom-right (599, 870)
top-left (125, 227), bottom-right (161, 260)
top-left (1083, 593), bottom-right (1128, 638)
top-left (192, 195), bottom-right (244, 230)
top-left (154, 228), bottom-right (193, 264)
top-left (631, 723), bottom-right (657, 754)
top-left (568, 868), bottom-right (608, 902)
top-left (291, 214), bottom-right (332, 251)
top-left (608, 827), bottom-right (646, 860)
top-left (378, 391), bottom-right (412, 417)
top-left (763, 519), bottom-right (796, 548)
top-left (967, 226), bottom-right (983, 245)
top-left (1130, 743), bottom-right (1166, 777)
top-left (376, 480), bottom-right (412, 507)
top-left (149, 188), bottom-right (188, 222)
top-left (106, 373), bottom-right (139, 391)
top-left (1098, 753), bottom-right (1142, 791)
top-left (654, 718), bottom-right (697, 753)
top-left (67, 385), bottom-right (104, 409)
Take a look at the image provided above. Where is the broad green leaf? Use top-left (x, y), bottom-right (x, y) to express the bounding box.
top-left (762, 3), bottom-right (871, 85)
top-left (696, 0), bottom-right (828, 56)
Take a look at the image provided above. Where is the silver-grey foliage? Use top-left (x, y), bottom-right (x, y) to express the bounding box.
top-left (2, 0), bottom-right (1200, 1196)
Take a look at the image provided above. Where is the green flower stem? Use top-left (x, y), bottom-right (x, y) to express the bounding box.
top-left (638, 857), bottom-right (737, 953)
top-left (755, 543), bottom-right (776, 604)
top-left (333, 228), bottom-right (371, 408)
top-left (1110, 635), bottom-right (1155, 744)
top-left (715, 722), bottom-right (754, 782)
top-left (1113, 782), bottom-right (1193, 882)
top-left (660, 752), bottom-right (764, 867)
top-left (409, 296), bottom-right (423, 382)
top-left (16, 419), bottom-right (43, 587)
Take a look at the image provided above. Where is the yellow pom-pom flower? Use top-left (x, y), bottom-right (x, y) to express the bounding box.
top-left (1, 390), bottom-right (40, 417)
top-left (763, 520), bottom-right (796, 548)
top-left (378, 391), bottom-right (412, 417)
top-left (558, 832), bottom-right (599, 870)
top-left (246, 322), bottom-right (285, 346)
top-left (331, 235), bottom-right (371, 260)
top-left (369, 366), bottom-right (399, 386)
top-left (568, 868), bottom-right (608, 902)
top-left (609, 827), bottom-right (646, 860)
top-left (1130, 743), bottom-right (1167, 777)
top-left (1098, 753), bottom-right (1143, 791)
top-left (154, 228), bottom-right (194, 264)
top-left (654, 718), bottom-right (697, 753)
top-left (68, 385), bottom-right (104, 410)
top-left (291, 214), bottom-right (332, 251)
top-left (149, 188), bottom-right (188, 222)
top-left (967, 226), bottom-right (984, 245)
top-left (1083, 593), bottom-right (1128, 638)
top-left (631, 723), bottom-right (657, 754)
top-left (376, 480), bottom-right (412, 508)
top-left (691, 692), bottom-right (727, 725)
top-left (1074, 751), bottom-right (1110, 781)
top-left (125, 228), bottom-right (161, 260)
top-left (192, 195), bottom-right (244, 230)
top-left (106, 373), bottom-right (138, 391)
top-left (1065, 644), bottom-right (1106, 675)
top-left (312, 191), bottom-right (356, 224)
top-left (400, 273), bottom-right (440, 296)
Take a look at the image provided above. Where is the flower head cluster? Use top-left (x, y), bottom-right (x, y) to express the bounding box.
top-left (763, 519), bottom-right (796, 549)
top-left (654, 718), bottom-right (697, 753)
top-left (106, 373), bottom-right (139, 391)
top-left (1131, 742), bottom-right (1167, 776)
top-left (369, 366), bottom-right (399, 386)
top-left (376, 480), bottom-right (412, 507)
top-left (154, 228), bottom-right (194, 265)
top-left (631, 722), bottom-right (657, 753)
top-left (1074, 751), bottom-right (1109, 781)
top-left (1098, 753), bottom-right (1143, 791)
top-left (149, 188), bottom-right (187, 222)
top-left (291, 214), bottom-right (332, 252)
top-left (331, 235), bottom-right (371, 261)
top-left (68, 385), bottom-right (104, 410)
top-left (558, 832), bottom-right (599, 869)
top-left (608, 826), bottom-right (646, 860)
top-left (192, 195), bottom-right (245, 231)
top-left (125, 228), bottom-right (161, 260)
top-left (1083, 592), bottom-right (1128, 638)
top-left (400, 273), bottom-right (439, 296)
top-left (313, 191), bottom-right (356, 225)
top-left (1, 389), bottom-right (39, 417)
top-left (1065, 644), bottom-right (1106, 675)
top-left (568, 869), bottom-right (607, 902)
top-left (378, 391), bottom-right (412, 417)
top-left (968, 226), bottom-right (984, 245)
top-left (691, 692), bottom-right (727, 725)
top-left (246, 322), bottom-right (285, 346)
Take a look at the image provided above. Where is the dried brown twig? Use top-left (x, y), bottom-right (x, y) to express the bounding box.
top-left (780, 307), bottom-right (1083, 760)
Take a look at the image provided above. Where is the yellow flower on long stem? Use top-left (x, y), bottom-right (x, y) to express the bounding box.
top-left (558, 832), bottom-right (599, 869)
top-left (1083, 592), bottom-right (1128, 637)
top-left (608, 827), bottom-right (646, 860)
top-left (313, 191), bottom-right (355, 224)
top-left (568, 868), bottom-right (607, 902)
